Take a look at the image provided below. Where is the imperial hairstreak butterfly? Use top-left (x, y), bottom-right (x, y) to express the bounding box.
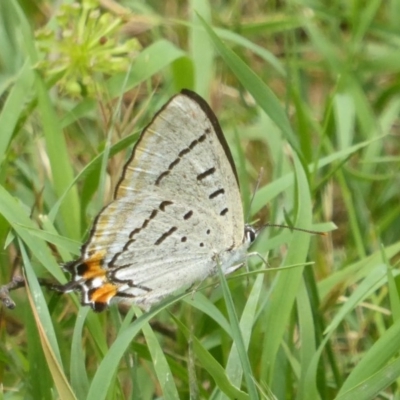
top-left (61, 89), bottom-right (256, 311)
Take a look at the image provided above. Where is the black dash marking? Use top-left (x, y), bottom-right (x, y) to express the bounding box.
top-left (149, 209), bottom-right (158, 219)
top-left (180, 90), bottom-right (240, 186)
top-left (129, 209), bottom-right (158, 238)
top-left (108, 268), bottom-right (152, 291)
top-left (155, 170), bottom-right (170, 185)
top-left (181, 236), bottom-right (187, 242)
top-left (123, 238), bottom-right (135, 251)
top-left (169, 158), bottom-right (180, 169)
top-left (117, 283), bottom-right (151, 294)
top-left (199, 243), bottom-right (204, 247)
top-left (155, 226), bottom-right (177, 245)
top-left (179, 148), bottom-right (190, 157)
top-left (209, 188), bottom-right (225, 199)
top-left (156, 133), bottom-right (209, 185)
top-left (220, 208), bottom-right (229, 216)
top-left (160, 201), bottom-right (173, 211)
top-left (129, 228), bottom-right (140, 238)
top-left (205, 128), bottom-right (211, 134)
top-left (188, 133), bottom-right (206, 150)
top-left (206, 229), bottom-right (211, 235)
top-left (110, 251), bottom-right (122, 265)
top-left (183, 210), bottom-right (193, 220)
top-left (197, 167), bottom-right (216, 181)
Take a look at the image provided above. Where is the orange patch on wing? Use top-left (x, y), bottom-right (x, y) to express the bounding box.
top-left (89, 283), bottom-right (118, 304)
top-left (81, 250), bottom-right (107, 279)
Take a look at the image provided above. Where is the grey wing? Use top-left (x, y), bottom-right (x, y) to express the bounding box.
top-left (82, 191), bottom-right (228, 306)
top-left (114, 92), bottom-right (245, 249)
top-left (77, 91), bottom-right (246, 308)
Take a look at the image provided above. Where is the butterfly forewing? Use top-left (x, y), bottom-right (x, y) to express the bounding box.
top-left (116, 91), bottom-right (243, 236)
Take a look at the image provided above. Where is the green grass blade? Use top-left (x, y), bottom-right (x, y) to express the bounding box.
top-left (216, 273), bottom-right (265, 400)
top-left (190, 0), bottom-right (214, 98)
top-left (337, 319), bottom-right (400, 396)
top-left (185, 292), bottom-right (232, 335)
top-left (198, 15), bottom-right (301, 159)
top-left (173, 316), bottom-right (250, 400)
top-left (70, 308), bottom-right (90, 399)
top-left (135, 308), bottom-right (180, 399)
top-left (336, 357), bottom-right (400, 400)
top-left (107, 39), bottom-right (189, 97)
top-left (296, 280), bottom-right (317, 398)
top-left (215, 28), bottom-right (286, 76)
top-left (35, 78), bottom-right (81, 240)
top-left (86, 294), bottom-right (186, 400)
top-left (0, 184), bottom-right (65, 281)
top-left (0, 62), bottom-right (34, 163)
top-left (217, 267), bottom-right (260, 399)
top-left (260, 155), bottom-right (312, 383)
top-left (21, 241), bottom-right (77, 400)
top-left (20, 241), bottom-right (63, 365)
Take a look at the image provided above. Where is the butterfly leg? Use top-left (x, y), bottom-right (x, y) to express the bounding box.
top-left (187, 278), bottom-right (207, 300)
top-left (246, 251), bottom-right (269, 268)
top-left (38, 279), bottom-right (82, 293)
top-left (223, 262), bottom-right (245, 275)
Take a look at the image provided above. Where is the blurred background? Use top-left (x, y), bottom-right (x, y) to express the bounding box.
top-left (0, 1), bottom-right (399, 399)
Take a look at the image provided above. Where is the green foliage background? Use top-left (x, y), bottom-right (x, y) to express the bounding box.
top-left (0, 0), bottom-right (399, 399)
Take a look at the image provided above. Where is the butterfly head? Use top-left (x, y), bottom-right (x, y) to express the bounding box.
top-left (244, 224), bottom-right (257, 244)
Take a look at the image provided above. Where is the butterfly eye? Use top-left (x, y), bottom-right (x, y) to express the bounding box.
top-left (244, 225), bottom-right (257, 243)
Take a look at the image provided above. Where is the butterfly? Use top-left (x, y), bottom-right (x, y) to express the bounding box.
top-left (61, 89), bottom-right (256, 311)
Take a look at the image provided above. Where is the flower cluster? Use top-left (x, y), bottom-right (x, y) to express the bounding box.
top-left (35, 0), bottom-right (140, 98)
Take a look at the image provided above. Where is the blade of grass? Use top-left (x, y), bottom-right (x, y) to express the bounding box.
top-left (184, 292), bottom-right (232, 336)
top-left (384, 244), bottom-right (400, 322)
top-left (173, 315), bottom-right (250, 400)
top-left (197, 15), bottom-right (301, 160)
top-left (217, 267), bottom-right (259, 399)
top-left (215, 28), bottom-right (286, 76)
top-left (107, 39), bottom-right (189, 97)
top-left (20, 240), bottom-right (63, 364)
top-left (0, 184), bottom-right (65, 281)
top-left (61, 39), bottom-right (189, 128)
top-left (337, 319), bottom-right (400, 396)
top-left (215, 272), bottom-right (265, 400)
top-left (324, 266), bottom-right (390, 335)
top-left (134, 307), bottom-right (180, 399)
top-left (190, 0), bottom-right (213, 98)
top-left (21, 241), bottom-right (77, 400)
top-left (0, 62), bottom-right (34, 164)
top-left (14, 223), bottom-right (80, 256)
top-left (296, 280), bottom-right (317, 398)
top-left (86, 293), bottom-right (187, 400)
top-left (260, 154), bottom-right (312, 383)
top-left (336, 357), bottom-right (400, 400)
top-left (10, 0), bottom-right (38, 62)
top-left (70, 308), bottom-right (90, 399)
top-left (252, 134), bottom-right (387, 215)
top-left (318, 242), bottom-right (400, 301)
top-left (35, 77), bottom-right (81, 241)
top-left (48, 131), bottom-right (139, 222)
